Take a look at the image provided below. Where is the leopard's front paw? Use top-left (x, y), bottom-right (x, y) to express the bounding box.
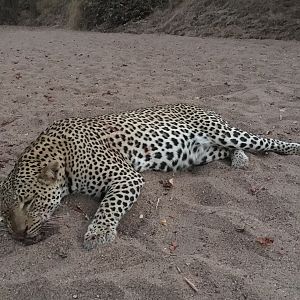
top-left (83, 225), bottom-right (117, 250)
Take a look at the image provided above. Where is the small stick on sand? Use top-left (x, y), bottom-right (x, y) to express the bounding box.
top-left (155, 198), bottom-right (160, 210)
top-left (175, 266), bottom-right (198, 293)
top-left (74, 205), bottom-right (90, 220)
top-left (183, 276), bottom-right (199, 293)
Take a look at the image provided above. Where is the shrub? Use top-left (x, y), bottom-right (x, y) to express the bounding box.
top-left (79, 0), bottom-right (169, 30)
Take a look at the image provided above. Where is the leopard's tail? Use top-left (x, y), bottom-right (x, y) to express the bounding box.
top-left (212, 126), bottom-right (299, 155)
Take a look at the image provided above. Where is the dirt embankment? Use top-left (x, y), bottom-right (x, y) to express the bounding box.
top-left (1, 0), bottom-right (299, 40)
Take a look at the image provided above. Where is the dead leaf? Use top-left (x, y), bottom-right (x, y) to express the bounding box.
top-left (169, 240), bottom-right (178, 252)
top-left (56, 248), bottom-right (68, 259)
top-left (102, 90), bottom-right (118, 96)
top-left (43, 94), bottom-right (54, 102)
top-left (159, 178), bottom-right (174, 189)
top-left (250, 184), bottom-right (265, 195)
top-left (256, 237), bottom-right (274, 246)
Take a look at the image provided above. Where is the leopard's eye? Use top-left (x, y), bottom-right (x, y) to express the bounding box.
top-left (22, 193), bottom-right (37, 207)
top-left (24, 199), bottom-right (32, 206)
top-left (23, 197), bottom-right (33, 207)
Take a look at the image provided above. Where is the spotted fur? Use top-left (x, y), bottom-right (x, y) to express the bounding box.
top-left (0, 104), bottom-right (299, 249)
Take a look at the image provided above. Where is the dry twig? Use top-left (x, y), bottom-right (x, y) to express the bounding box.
top-left (74, 205), bottom-right (90, 220)
top-left (183, 277), bottom-right (199, 293)
top-left (175, 265), bottom-right (198, 293)
top-left (155, 198), bottom-right (160, 210)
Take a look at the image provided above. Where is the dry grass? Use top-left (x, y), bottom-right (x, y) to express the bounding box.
top-left (67, 0), bottom-right (83, 30)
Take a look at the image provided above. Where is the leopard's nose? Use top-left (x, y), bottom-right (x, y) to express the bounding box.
top-left (12, 226), bottom-right (28, 241)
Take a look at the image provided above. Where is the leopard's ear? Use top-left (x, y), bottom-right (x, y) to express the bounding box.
top-left (38, 161), bottom-right (61, 184)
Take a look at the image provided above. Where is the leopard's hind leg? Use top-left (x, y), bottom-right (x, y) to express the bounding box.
top-left (193, 144), bottom-right (248, 169)
top-left (231, 149), bottom-right (249, 169)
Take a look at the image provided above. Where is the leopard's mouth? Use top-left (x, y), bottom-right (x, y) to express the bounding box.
top-left (11, 229), bottom-right (49, 245)
top-left (12, 219), bottom-right (60, 245)
top-left (20, 232), bottom-right (46, 245)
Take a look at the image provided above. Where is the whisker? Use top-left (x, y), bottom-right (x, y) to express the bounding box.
top-left (42, 224), bottom-right (58, 229)
top-left (49, 215), bottom-right (63, 220)
top-left (44, 221), bottom-right (61, 227)
top-left (47, 215), bottom-right (63, 222)
top-left (39, 215), bottom-right (64, 233)
top-left (41, 227), bottom-right (58, 234)
top-left (48, 216), bottom-right (64, 224)
top-left (41, 221), bottom-right (60, 230)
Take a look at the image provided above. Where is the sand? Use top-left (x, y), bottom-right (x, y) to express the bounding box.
top-left (0, 27), bottom-right (299, 300)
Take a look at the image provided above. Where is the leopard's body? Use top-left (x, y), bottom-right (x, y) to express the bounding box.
top-left (0, 103), bottom-right (299, 249)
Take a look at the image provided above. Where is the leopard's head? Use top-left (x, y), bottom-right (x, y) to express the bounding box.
top-left (0, 143), bottom-right (68, 244)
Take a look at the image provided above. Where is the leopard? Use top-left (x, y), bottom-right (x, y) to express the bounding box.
top-left (0, 103), bottom-right (299, 250)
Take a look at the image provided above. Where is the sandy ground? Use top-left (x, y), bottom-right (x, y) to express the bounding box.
top-left (0, 27), bottom-right (299, 300)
